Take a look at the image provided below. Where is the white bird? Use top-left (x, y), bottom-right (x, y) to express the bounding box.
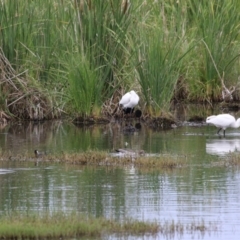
top-left (119, 90), bottom-right (139, 114)
top-left (206, 114), bottom-right (240, 137)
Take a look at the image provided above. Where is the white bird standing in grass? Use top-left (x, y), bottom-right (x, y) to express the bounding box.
top-left (206, 113), bottom-right (240, 137)
top-left (119, 90), bottom-right (140, 114)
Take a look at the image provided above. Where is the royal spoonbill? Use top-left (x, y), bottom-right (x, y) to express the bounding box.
top-left (206, 113), bottom-right (240, 137)
top-left (119, 90), bottom-right (139, 114)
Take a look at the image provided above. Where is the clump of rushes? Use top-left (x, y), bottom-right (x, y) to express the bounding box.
top-left (136, 29), bottom-right (188, 115)
top-left (186, 0), bottom-right (240, 102)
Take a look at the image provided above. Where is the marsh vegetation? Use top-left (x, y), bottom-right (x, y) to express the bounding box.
top-left (0, 212), bottom-right (218, 239)
top-left (0, 0), bottom-right (240, 122)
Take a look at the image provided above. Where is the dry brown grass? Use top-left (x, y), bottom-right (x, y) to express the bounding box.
top-left (0, 48), bottom-right (58, 121)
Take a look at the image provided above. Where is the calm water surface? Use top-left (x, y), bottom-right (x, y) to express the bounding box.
top-left (0, 106), bottom-right (240, 240)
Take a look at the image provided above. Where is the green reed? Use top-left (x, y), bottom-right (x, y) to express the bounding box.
top-left (65, 0), bottom-right (134, 116)
top-left (186, 0), bottom-right (240, 101)
top-left (134, 1), bottom-right (190, 114)
top-left (1, 0), bottom-right (240, 119)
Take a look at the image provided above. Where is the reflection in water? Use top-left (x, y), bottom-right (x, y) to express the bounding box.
top-left (1, 113), bottom-right (240, 239)
top-left (0, 121), bottom-right (64, 155)
top-left (206, 138), bottom-right (240, 156)
top-left (0, 120), bottom-right (147, 156)
top-left (0, 162), bottom-right (240, 240)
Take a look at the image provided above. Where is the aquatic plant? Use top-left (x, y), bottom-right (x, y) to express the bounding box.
top-left (0, 150), bottom-right (187, 170)
top-left (0, 212), bottom-right (218, 239)
top-left (0, 212), bottom-right (159, 238)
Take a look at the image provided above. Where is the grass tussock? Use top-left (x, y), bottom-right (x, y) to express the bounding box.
top-left (0, 213), bottom-right (158, 238)
top-left (1, 150), bottom-right (187, 169)
top-left (60, 151), bottom-right (187, 169)
top-left (0, 213), bottom-right (218, 239)
top-left (211, 153), bottom-right (240, 167)
top-left (135, 155), bottom-right (186, 169)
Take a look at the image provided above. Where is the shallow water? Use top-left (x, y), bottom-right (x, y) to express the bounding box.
top-left (1, 107), bottom-right (240, 240)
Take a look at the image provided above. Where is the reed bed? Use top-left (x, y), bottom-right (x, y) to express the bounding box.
top-left (1, 0), bottom-right (240, 121)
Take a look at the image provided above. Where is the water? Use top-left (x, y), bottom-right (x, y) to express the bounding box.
top-left (0, 109), bottom-right (240, 239)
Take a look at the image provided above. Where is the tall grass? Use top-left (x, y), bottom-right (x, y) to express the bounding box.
top-left (65, 0), bottom-right (134, 117)
top-left (67, 55), bottom-right (102, 117)
top-left (135, 1), bottom-right (191, 114)
top-left (186, 0), bottom-right (240, 101)
top-left (1, 0), bottom-right (240, 119)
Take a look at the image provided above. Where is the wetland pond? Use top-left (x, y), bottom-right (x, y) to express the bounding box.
top-left (0, 105), bottom-right (240, 240)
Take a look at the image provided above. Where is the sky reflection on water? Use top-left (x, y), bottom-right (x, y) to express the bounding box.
top-left (0, 115), bottom-right (240, 239)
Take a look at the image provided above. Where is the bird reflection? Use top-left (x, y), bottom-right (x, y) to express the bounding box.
top-left (206, 138), bottom-right (240, 156)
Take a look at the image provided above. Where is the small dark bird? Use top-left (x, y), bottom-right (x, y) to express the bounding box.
top-left (116, 148), bottom-right (145, 156)
top-left (34, 150), bottom-right (46, 158)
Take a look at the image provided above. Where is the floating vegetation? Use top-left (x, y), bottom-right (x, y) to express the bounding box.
top-left (0, 213), bottom-right (218, 239)
top-left (0, 150), bottom-right (187, 169)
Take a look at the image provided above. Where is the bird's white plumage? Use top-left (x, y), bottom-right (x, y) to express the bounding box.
top-left (206, 113), bottom-right (240, 136)
top-left (119, 92), bottom-right (131, 106)
top-left (119, 90), bottom-right (139, 109)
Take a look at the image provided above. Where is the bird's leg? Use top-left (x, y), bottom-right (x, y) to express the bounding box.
top-left (217, 128), bottom-right (222, 135)
top-left (223, 130), bottom-right (226, 138)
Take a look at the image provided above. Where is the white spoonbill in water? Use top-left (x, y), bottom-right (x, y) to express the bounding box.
top-left (119, 90), bottom-right (139, 114)
top-left (206, 113), bottom-right (240, 137)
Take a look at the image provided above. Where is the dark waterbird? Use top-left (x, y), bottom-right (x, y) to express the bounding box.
top-left (116, 148), bottom-right (145, 156)
top-left (34, 150), bottom-right (47, 158)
